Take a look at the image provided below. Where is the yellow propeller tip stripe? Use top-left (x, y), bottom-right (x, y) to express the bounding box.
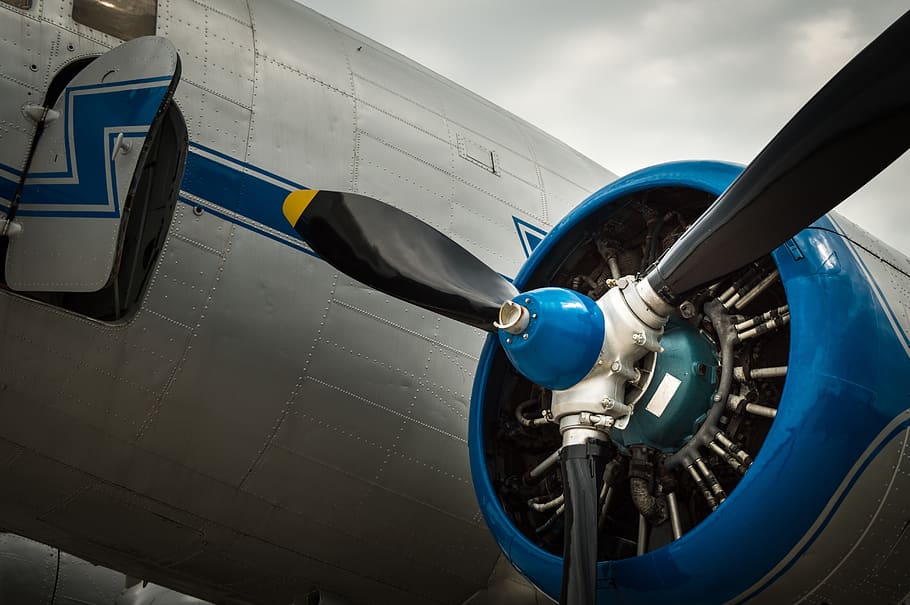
top-left (283, 189), bottom-right (318, 227)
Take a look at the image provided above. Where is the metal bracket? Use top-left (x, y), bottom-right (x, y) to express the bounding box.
top-left (1, 218), bottom-right (23, 238)
top-left (111, 132), bottom-right (132, 160)
top-left (21, 104), bottom-right (60, 126)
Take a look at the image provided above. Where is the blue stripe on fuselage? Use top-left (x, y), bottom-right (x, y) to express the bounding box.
top-left (181, 144), bottom-right (304, 244)
top-left (0, 140), bottom-right (316, 252)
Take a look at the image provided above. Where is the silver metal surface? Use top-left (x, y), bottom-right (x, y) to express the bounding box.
top-left (551, 282), bottom-right (666, 440)
top-left (527, 450), bottom-right (560, 479)
top-left (734, 269), bottom-right (780, 310)
top-left (0, 2), bottom-right (618, 603)
top-left (745, 403), bottom-right (779, 419)
top-left (548, 276), bottom-right (671, 453)
top-left (667, 492), bottom-right (683, 541)
top-left (633, 274), bottom-right (675, 319)
top-left (637, 514), bottom-right (649, 556)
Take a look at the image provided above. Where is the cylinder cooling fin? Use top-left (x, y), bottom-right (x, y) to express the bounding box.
top-left (468, 161), bottom-right (907, 603)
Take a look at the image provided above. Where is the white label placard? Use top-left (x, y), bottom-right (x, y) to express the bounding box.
top-left (645, 373), bottom-right (682, 418)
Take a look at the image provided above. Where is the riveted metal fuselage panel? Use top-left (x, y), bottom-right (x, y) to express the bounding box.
top-left (0, 1), bottom-right (615, 604)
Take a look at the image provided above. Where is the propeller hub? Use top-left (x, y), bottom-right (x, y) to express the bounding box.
top-left (497, 288), bottom-right (605, 391)
top-left (494, 300), bottom-right (530, 334)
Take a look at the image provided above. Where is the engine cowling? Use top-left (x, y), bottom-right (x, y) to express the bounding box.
top-left (468, 160), bottom-right (910, 603)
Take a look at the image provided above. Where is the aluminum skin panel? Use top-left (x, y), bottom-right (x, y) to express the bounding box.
top-left (0, 1), bottom-right (618, 603)
top-left (450, 179), bottom-right (539, 276)
top-left (340, 28), bottom-right (450, 124)
top-left (248, 0), bottom-right (352, 97)
top-left (353, 75), bottom-right (452, 143)
top-left (355, 131), bottom-right (454, 233)
top-left (355, 100), bottom-right (454, 181)
top-left (539, 164), bottom-right (601, 224)
top-left (522, 123), bottom-right (614, 195)
top-left (172, 80), bottom-right (253, 160)
top-left (0, 13), bottom-right (42, 175)
top-left (157, 0), bottom-right (254, 110)
top-left (247, 51), bottom-right (355, 190)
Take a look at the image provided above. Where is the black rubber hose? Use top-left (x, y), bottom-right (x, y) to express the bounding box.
top-left (560, 441), bottom-right (607, 605)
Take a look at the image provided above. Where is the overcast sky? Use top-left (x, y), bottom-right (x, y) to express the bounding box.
top-left (299, 1), bottom-right (910, 254)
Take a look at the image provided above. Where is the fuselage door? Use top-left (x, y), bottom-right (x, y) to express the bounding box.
top-left (4, 36), bottom-right (180, 292)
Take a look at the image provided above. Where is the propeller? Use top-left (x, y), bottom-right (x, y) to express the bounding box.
top-left (645, 10), bottom-right (910, 304)
top-left (282, 191), bottom-right (606, 603)
top-left (282, 10), bottom-right (910, 605)
top-left (282, 190), bottom-right (517, 331)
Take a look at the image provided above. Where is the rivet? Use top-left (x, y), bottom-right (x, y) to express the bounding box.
top-left (524, 298), bottom-right (531, 304)
top-left (506, 338), bottom-right (512, 344)
top-left (522, 333), bottom-right (529, 340)
top-left (531, 313), bottom-right (537, 319)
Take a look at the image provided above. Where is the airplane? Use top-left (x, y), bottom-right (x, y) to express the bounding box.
top-left (0, 1), bottom-right (908, 605)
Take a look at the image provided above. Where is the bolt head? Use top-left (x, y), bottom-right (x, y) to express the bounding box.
top-left (679, 300), bottom-right (696, 319)
top-left (522, 333), bottom-right (529, 340)
top-left (610, 361), bottom-right (622, 372)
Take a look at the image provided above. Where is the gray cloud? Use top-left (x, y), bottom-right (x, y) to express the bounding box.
top-left (299, 1), bottom-right (910, 253)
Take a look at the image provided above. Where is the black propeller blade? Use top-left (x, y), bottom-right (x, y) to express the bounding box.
top-left (283, 190), bottom-right (517, 331)
top-left (560, 442), bottom-right (607, 605)
top-left (647, 10), bottom-right (910, 304)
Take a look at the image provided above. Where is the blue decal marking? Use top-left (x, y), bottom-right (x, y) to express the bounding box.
top-left (182, 147), bottom-right (303, 243)
top-left (178, 195), bottom-right (318, 260)
top-left (512, 215), bottom-right (548, 258)
top-left (0, 77), bottom-right (171, 218)
top-left (189, 142), bottom-right (304, 191)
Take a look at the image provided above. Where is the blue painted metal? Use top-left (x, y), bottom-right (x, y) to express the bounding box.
top-left (498, 287), bottom-right (604, 390)
top-left (182, 147), bottom-right (302, 242)
top-left (513, 215), bottom-right (549, 258)
top-left (0, 77), bottom-right (173, 218)
top-left (469, 160), bottom-right (910, 603)
top-left (611, 319), bottom-right (718, 453)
